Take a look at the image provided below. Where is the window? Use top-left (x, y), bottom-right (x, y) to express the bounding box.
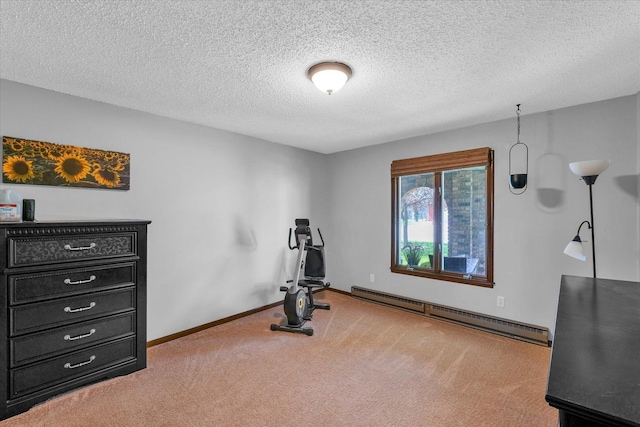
top-left (391, 147), bottom-right (494, 287)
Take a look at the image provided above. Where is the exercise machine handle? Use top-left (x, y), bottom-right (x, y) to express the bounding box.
top-left (288, 228), bottom-right (296, 250)
top-left (317, 228), bottom-right (325, 247)
top-left (289, 227), bottom-right (324, 249)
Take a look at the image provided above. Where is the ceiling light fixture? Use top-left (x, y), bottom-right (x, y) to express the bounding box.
top-left (308, 62), bottom-right (352, 95)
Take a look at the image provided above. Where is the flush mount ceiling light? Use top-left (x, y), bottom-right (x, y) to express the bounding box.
top-left (308, 62), bottom-right (352, 95)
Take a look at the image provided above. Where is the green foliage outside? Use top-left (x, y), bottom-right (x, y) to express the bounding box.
top-left (400, 241), bottom-right (448, 268)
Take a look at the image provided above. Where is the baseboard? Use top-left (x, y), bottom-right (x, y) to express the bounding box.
top-left (147, 288), bottom-right (337, 347)
top-left (351, 286), bottom-right (551, 346)
top-left (147, 300), bottom-right (282, 347)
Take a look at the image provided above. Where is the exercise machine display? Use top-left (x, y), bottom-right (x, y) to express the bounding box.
top-left (270, 219), bottom-right (330, 336)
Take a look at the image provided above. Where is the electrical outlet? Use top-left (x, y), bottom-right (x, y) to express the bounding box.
top-left (370, 274), bottom-right (375, 283)
top-left (497, 296), bottom-right (505, 307)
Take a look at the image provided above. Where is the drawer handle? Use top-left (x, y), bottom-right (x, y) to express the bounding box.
top-left (64, 328), bottom-right (96, 341)
top-left (64, 275), bottom-right (97, 285)
top-left (64, 242), bottom-right (96, 251)
top-left (64, 302), bottom-right (96, 313)
top-left (64, 355), bottom-right (96, 369)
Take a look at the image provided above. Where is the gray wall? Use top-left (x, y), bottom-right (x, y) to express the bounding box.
top-left (326, 95), bottom-right (639, 333)
top-left (1, 79), bottom-right (638, 338)
top-left (0, 79), bottom-right (329, 341)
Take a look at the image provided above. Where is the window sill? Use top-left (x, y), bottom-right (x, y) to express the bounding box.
top-left (390, 266), bottom-right (494, 288)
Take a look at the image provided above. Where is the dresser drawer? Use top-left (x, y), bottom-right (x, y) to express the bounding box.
top-left (8, 263), bottom-right (136, 305)
top-left (8, 233), bottom-right (137, 267)
top-left (9, 337), bottom-right (136, 398)
top-left (10, 312), bottom-right (136, 367)
top-left (10, 288), bottom-right (136, 336)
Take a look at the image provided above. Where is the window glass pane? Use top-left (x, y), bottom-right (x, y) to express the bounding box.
top-left (441, 166), bottom-right (486, 276)
top-left (397, 173), bottom-right (435, 269)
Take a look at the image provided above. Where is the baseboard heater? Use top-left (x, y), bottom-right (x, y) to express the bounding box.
top-left (351, 286), bottom-right (549, 346)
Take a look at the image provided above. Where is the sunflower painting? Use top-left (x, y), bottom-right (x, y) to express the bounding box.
top-left (2, 136), bottom-right (130, 190)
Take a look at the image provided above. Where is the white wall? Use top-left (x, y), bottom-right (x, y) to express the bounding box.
top-left (326, 95), bottom-right (639, 334)
top-left (0, 79), bottom-right (329, 341)
top-left (2, 79), bottom-right (637, 339)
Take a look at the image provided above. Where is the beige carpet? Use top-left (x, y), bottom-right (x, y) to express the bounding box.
top-left (1, 291), bottom-right (557, 426)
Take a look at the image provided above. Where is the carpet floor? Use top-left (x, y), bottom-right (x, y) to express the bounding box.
top-left (1, 291), bottom-right (557, 426)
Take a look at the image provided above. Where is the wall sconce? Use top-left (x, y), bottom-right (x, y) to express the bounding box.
top-left (564, 159), bottom-right (611, 278)
top-left (509, 104), bottom-right (528, 195)
top-left (308, 62), bottom-right (352, 95)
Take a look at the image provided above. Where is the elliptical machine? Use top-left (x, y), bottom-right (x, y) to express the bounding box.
top-left (270, 219), bottom-right (330, 336)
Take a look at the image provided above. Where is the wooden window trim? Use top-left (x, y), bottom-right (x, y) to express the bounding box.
top-left (390, 147), bottom-right (494, 288)
top-left (391, 147), bottom-right (492, 176)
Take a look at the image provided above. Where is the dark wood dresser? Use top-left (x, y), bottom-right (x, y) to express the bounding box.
top-left (0, 219), bottom-right (150, 420)
top-left (546, 275), bottom-right (640, 427)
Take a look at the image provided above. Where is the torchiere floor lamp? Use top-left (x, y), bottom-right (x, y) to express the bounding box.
top-left (563, 159), bottom-right (611, 278)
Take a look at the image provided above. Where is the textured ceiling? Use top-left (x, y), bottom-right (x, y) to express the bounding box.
top-left (1, 1), bottom-right (639, 154)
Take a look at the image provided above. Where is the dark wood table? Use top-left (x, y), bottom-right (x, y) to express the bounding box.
top-left (546, 275), bottom-right (640, 427)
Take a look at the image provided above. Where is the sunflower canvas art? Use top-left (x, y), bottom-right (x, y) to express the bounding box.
top-left (2, 136), bottom-right (130, 190)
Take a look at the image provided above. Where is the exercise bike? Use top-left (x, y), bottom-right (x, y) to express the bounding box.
top-left (270, 219), bottom-right (330, 336)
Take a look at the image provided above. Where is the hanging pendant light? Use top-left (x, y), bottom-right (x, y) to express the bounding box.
top-left (509, 104), bottom-right (529, 194)
top-left (308, 62), bottom-right (352, 95)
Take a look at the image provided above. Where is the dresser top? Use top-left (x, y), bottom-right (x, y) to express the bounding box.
top-left (0, 219), bottom-right (151, 228)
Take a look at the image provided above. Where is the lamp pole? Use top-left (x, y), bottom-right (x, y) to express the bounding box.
top-left (587, 181), bottom-right (596, 278)
top-left (581, 174), bottom-right (599, 278)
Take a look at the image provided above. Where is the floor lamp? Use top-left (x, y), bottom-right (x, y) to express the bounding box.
top-left (563, 159), bottom-right (611, 278)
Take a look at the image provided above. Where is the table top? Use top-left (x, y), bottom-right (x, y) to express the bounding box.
top-left (546, 275), bottom-right (640, 426)
top-left (0, 219), bottom-right (151, 227)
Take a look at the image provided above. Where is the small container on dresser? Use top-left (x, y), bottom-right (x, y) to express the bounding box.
top-left (0, 219), bottom-right (151, 420)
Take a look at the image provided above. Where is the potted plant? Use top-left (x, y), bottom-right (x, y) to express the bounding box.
top-left (402, 244), bottom-right (424, 267)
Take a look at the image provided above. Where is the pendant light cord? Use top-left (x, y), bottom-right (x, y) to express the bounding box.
top-left (516, 104), bottom-right (521, 145)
